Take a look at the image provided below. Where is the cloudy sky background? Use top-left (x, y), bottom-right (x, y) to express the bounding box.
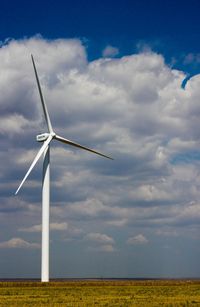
top-left (0, 0), bottom-right (200, 279)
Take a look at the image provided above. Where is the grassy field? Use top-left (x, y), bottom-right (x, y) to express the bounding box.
top-left (0, 279), bottom-right (200, 306)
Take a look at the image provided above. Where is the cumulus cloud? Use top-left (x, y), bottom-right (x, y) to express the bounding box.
top-left (19, 224), bottom-right (41, 232)
top-left (0, 238), bottom-right (40, 249)
top-left (50, 222), bottom-right (68, 231)
top-left (19, 222), bottom-right (68, 232)
top-left (127, 234), bottom-right (148, 245)
top-left (67, 198), bottom-right (107, 217)
top-left (102, 45), bottom-right (119, 58)
top-left (84, 232), bottom-right (115, 253)
top-left (1, 37), bottom-right (200, 277)
top-left (0, 114), bottom-right (30, 135)
top-left (85, 232), bottom-right (114, 244)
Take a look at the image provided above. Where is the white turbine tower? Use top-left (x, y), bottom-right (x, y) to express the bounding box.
top-left (15, 55), bottom-right (113, 282)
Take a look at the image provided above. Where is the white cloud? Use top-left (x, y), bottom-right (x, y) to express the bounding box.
top-left (0, 114), bottom-right (29, 135)
top-left (85, 232), bottom-right (115, 253)
top-left (85, 232), bottom-right (114, 244)
top-left (106, 219), bottom-right (128, 227)
top-left (0, 238), bottom-right (40, 249)
top-left (1, 37), bottom-right (200, 276)
top-left (67, 198), bottom-right (107, 217)
top-left (102, 45), bottom-right (119, 58)
top-left (19, 224), bottom-right (41, 232)
top-left (50, 222), bottom-right (68, 231)
top-left (127, 234), bottom-right (148, 245)
top-left (19, 222), bottom-right (68, 232)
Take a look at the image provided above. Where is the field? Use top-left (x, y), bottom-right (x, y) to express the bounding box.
top-left (0, 279), bottom-right (200, 306)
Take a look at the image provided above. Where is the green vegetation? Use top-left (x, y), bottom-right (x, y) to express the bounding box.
top-left (0, 279), bottom-right (199, 306)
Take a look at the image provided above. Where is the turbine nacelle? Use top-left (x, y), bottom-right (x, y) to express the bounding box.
top-left (36, 133), bottom-right (50, 142)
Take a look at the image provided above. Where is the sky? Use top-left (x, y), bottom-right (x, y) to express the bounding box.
top-left (0, 0), bottom-right (200, 279)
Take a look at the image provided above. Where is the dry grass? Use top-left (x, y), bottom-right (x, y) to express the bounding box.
top-left (0, 279), bottom-right (199, 306)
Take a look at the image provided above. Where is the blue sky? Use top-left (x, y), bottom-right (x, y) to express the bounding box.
top-left (1, 0), bottom-right (200, 279)
top-left (1, 0), bottom-right (200, 64)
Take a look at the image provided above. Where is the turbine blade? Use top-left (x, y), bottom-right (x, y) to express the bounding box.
top-left (31, 54), bottom-right (53, 133)
top-left (15, 135), bottom-right (53, 195)
top-left (54, 134), bottom-right (113, 160)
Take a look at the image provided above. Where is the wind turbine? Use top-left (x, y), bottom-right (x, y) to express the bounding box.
top-left (15, 55), bottom-right (113, 282)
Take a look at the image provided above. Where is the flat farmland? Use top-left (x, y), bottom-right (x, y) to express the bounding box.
top-left (0, 279), bottom-right (200, 306)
